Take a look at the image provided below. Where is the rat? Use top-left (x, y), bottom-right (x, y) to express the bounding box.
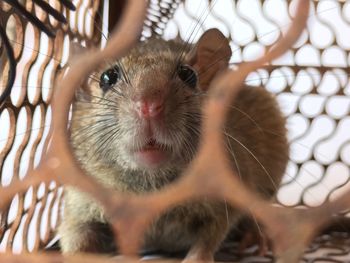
top-left (58, 28), bottom-right (289, 262)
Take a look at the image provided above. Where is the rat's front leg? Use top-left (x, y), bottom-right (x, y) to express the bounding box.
top-left (183, 216), bottom-right (234, 263)
top-left (59, 220), bottom-right (116, 253)
top-left (184, 243), bottom-right (216, 263)
top-left (58, 188), bottom-right (116, 254)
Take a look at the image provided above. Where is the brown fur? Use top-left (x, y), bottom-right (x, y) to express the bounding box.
top-left (58, 29), bottom-right (289, 261)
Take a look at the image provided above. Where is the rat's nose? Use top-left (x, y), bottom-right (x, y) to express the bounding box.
top-left (135, 99), bottom-right (164, 119)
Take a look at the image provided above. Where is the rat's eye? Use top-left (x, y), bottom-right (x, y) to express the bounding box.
top-left (99, 66), bottom-right (121, 92)
top-left (177, 65), bottom-right (198, 89)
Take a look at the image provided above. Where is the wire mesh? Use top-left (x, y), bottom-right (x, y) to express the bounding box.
top-left (152, 0), bottom-right (350, 209)
top-left (0, 0), bottom-right (102, 253)
top-left (0, 0), bottom-right (350, 262)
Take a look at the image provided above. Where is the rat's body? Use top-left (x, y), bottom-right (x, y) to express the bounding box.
top-left (59, 29), bottom-right (289, 261)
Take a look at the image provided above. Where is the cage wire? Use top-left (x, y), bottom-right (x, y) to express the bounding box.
top-left (0, 0), bottom-right (102, 253)
top-left (0, 0), bottom-right (350, 262)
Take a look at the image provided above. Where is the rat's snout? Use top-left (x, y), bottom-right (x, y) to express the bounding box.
top-left (131, 72), bottom-right (169, 120)
top-left (135, 98), bottom-right (164, 119)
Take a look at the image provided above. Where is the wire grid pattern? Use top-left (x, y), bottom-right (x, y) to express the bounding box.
top-left (0, 0), bottom-right (350, 261)
top-left (147, 0), bottom-right (350, 208)
top-left (0, 0), bottom-right (102, 253)
top-left (214, 232), bottom-right (350, 262)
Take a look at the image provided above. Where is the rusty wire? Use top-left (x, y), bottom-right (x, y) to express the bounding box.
top-left (0, 0), bottom-right (101, 253)
top-left (156, 0), bottom-right (350, 210)
top-left (1, 0), bottom-right (350, 262)
top-left (0, 0), bottom-right (76, 106)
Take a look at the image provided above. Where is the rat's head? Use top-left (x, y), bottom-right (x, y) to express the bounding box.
top-left (73, 29), bottom-right (231, 175)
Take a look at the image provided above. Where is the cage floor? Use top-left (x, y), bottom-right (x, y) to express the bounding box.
top-left (40, 230), bottom-right (350, 262)
top-left (213, 232), bottom-right (350, 262)
top-left (45, 218), bottom-right (350, 262)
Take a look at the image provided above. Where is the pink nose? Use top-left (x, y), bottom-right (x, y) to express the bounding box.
top-left (135, 99), bottom-right (164, 119)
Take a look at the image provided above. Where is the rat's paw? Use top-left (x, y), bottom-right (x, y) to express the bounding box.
top-left (59, 221), bottom-right (116, 254)
top-left (182, 257), bottom-right (214, 263)
top-left (183, 246), bottom-right (215, 263)
top-left (238, 223), bottom-right (269, 256)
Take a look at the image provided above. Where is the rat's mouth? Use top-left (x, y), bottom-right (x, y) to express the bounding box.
top-left (133, 139), bottom-right (171, 168)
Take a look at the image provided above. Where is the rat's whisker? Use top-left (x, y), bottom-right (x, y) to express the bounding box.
top-left (0, 124), bottom-right (51, 143)
top-left (174, 0), bottom-right (219, 71)
top-left (71, 118), bottom-right (116, 141)
top-left (224, 133), bottom-right (242, 181)
top-left (93, 125), bottom-right (121, 157)
top-left (223, 131), bottom-right (278, 192)
top-left (86, 8), bottom-right (109, 42)
top-left (200, 92), bottom-right (264, 133)
top-left (70, 112), bottom-right (116, 122)
top-left (7, 37), bottom-right (62, 63)
top-left (78, 93), bottom-right (120, 106)
top-left (74, 99), bottom-right (119, 109)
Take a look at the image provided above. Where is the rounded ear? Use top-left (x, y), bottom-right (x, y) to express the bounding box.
top-left (187, 28), bottom-right (232, 91)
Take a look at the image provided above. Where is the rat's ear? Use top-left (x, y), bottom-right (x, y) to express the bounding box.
top-left (187, 28), bottom-right (231, 91)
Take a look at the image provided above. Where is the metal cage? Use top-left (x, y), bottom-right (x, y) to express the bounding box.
top-left (0, 0), bottom-right (350, 262)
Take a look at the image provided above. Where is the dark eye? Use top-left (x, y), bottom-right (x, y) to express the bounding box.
top-left (99, 66), bottom-right (121, 92)
top-left (177, 65), bottom-right (198, 89)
